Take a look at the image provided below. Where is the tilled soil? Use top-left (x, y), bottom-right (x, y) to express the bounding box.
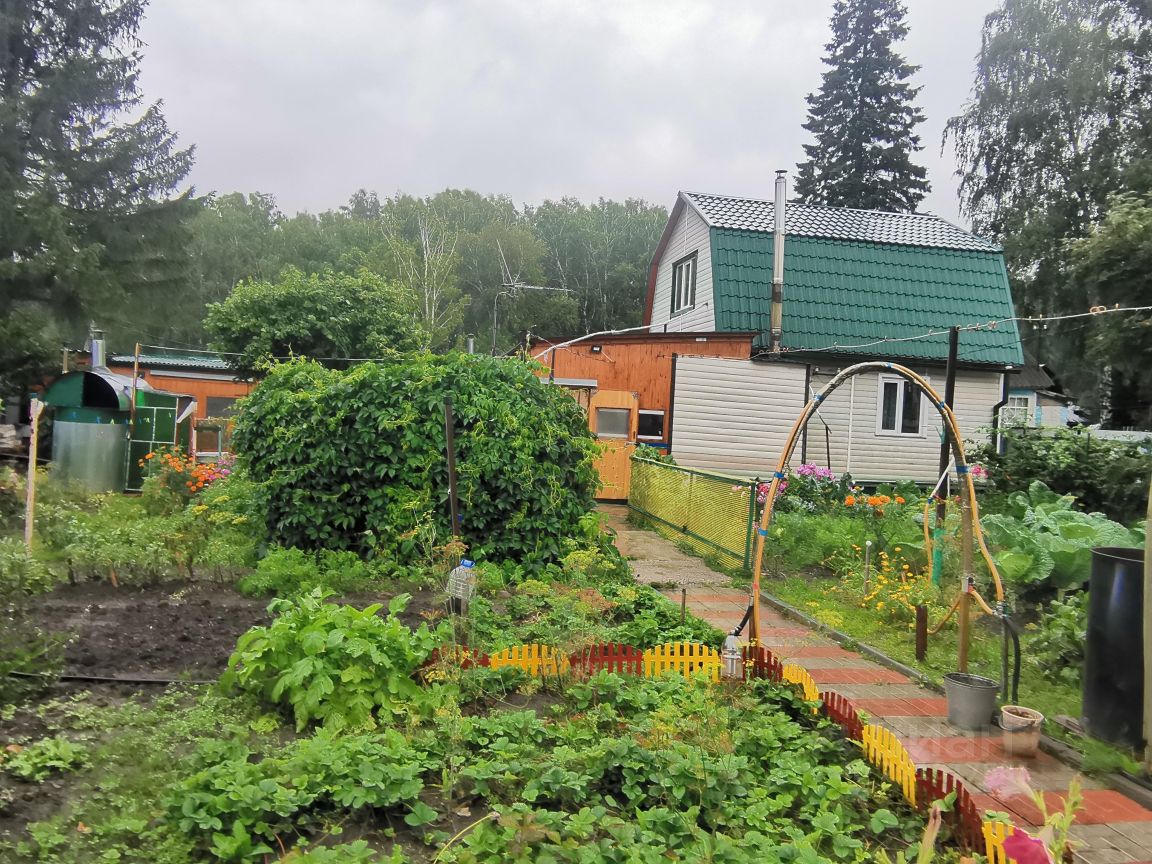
top-left (31, 582), bottom-right (271, 679)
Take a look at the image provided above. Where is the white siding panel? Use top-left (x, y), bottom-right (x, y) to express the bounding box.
top-left (806, 368), bottom-right (1003, 482)
top-left (649, 204), bottom-right (714, 332)
top-left (670, 357), bottom-right (807, 476)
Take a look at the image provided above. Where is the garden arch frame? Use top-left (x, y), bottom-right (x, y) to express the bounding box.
top-left (746, 361), bottom-right (1005, 646)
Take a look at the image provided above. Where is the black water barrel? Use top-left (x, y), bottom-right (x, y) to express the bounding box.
top-left (1082, 547), bottom-right (1146, 749)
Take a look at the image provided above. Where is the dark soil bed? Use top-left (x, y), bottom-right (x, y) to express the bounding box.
top-left (28, 581), bottom-right (445, 680)
top-left (31, 582), bottom-right (271, 679)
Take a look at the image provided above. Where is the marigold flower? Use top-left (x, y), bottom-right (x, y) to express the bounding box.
top-left (845, 495), bottom-right (856, 506)
top-left (895, 496), bottom-right (906, 504)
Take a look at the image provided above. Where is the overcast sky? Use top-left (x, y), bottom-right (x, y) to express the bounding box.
top-left (138, 0), bottom-right (999, 227)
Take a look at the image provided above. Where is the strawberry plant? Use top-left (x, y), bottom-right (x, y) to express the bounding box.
top-left (171, 730), bottom-right (431, 861)
top-left (221, 589), bottom-right (444, 730)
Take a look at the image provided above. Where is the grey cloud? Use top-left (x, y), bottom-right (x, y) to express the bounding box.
top-left (139, 0), bottom-right (999, 225)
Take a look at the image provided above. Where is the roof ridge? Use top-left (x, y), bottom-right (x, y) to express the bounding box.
top-left (684, 190), bottom-right (952, 223)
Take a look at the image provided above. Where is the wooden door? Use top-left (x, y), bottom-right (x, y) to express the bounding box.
top-left (589, 389), bottom-right (639, 500)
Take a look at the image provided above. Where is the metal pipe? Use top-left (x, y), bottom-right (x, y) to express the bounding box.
top-left (769, 170), bottom-right (786, 353)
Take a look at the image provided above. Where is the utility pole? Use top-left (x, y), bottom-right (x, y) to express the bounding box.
top-left (932, 326), bottom-right (960, 585)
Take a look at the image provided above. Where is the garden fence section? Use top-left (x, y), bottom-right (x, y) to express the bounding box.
top-left (628, 457), bottom-right (759, 571)
top-left (420, 641), bottom-right (1003, 859)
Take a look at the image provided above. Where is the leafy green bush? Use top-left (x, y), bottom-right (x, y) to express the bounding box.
top-left (0, 466), bottom-right (23, 531)
top-left (973, 427), bottom-right (1151, 524)
top-left (171, 730), bottom-right (430, 861)
top-left (1, 735), bottom-right (88, 782)
top-left (236, 546), bottom-right (384, 597)
top-left (1027, 592), bottom-right (1088, 687)
top-left (231, 355), bottom-right (598, 567)
top-left (981, 482), bottom-right (1140, 591)
top-left (222, 589), bottom-right (444, 730)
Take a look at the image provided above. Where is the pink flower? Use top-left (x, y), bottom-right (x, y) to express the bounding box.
top-left (1003, 830), bottom-right (1053, 864)
top-left (985, 766), bottom-right (1033, 799)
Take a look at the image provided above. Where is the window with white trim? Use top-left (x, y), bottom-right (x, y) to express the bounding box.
top-left (1000, 394), bottom-right (1033, 427)
top-left (876, 375), bottom-right (926, 436)
top-left (670, 252), bottom-right (697, 316)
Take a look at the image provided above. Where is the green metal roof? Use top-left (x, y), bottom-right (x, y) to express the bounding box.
top-left (109, 352), bottom-right (231, 371)
top-left (685, 192), bottom-right (1000, 252)
top-left (710, 230), bottom-right (1024, 366)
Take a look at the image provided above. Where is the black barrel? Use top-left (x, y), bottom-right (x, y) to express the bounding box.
top-left (1082, 547), bottom-right (1146, 749)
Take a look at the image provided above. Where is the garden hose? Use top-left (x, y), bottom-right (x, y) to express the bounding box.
top-left (749, 362), bottom-right (1007, 644)
top-left (733, 602), bottom-right (753, 637)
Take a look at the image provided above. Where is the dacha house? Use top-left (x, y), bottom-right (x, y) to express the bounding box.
top-left (534, 178), bottom-right (1024, 498)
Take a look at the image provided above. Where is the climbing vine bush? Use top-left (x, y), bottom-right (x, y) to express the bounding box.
top-left (232, 355), bottom-right (599, 566)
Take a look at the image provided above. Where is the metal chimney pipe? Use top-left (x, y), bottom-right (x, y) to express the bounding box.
top-left (466, 334), bottom-right (476, 355)
top-left (89, 327), bottom-right (106, 368)
top-left (769, 170), bottom-right (786, 354)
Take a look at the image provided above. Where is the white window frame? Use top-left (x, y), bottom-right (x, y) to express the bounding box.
top-left (1000, 393), bottom-right (1034, 428)
top-left (875, 374), bottom-right (929, 437)
top-left (636, 409), bottom-right (666, 441)
top-left (670, 252), bottom-right (697, 317)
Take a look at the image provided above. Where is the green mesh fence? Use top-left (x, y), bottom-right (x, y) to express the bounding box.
top-left (628, 458), bottom-right (760, 572)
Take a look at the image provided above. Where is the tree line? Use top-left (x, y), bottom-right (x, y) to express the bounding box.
top-left (2, 0), bottom-right (1150, 424)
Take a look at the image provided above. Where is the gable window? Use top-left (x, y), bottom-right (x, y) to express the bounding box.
top-left (876, 375), bottom-right (925, 436)
top-left (670, 252), bottom-right (697, 316)
top-left (1000, 394), bottom-right (1033, 427)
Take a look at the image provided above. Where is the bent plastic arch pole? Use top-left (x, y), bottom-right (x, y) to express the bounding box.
top-left (747, 361), bottom-right (1004, 646)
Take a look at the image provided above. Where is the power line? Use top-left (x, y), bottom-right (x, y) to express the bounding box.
top-left (771, 304), bottom-right (1152, 356)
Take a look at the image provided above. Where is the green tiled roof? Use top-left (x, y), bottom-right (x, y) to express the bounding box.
top-left (710, 230), bottom-right (1023, 366)
top-left (686, 192), bottom-right (1000, 252)
top-left (109, 352), bottom-right (231, 371)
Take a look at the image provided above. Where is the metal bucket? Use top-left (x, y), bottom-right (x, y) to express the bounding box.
top-left (943, 672), bottom-right (999, 730)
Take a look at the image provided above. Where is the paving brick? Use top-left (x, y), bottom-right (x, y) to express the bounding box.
top-left (903, 736), bottom-right (1061, 765)
top-left (774, 645), bottom-right (857, 659)
top-left (988, 791), bottom-right (1152, 827)
top-left (854, 697), bottom-right (948, 717)
top-left (808, 666), bottom-right (910, 685)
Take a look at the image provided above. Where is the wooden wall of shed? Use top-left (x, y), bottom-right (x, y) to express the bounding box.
top-left (538, 334), bottom-right (753, 412)
top-left (105, 366), bottom-right (254, 420)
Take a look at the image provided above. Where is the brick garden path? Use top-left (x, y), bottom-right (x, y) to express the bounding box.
top-left (602, 505), bottom-right (1152, 864)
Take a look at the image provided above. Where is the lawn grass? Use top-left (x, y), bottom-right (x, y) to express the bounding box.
top-left (762, 572), bottom-right (1081, 723)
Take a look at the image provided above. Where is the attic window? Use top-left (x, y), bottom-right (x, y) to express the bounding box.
top-left (670, 252), bottom-right (697, 316)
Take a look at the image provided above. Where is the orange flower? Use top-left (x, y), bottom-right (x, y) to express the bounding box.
top-left (845, 495), bottom-right (856, 506)
top-left (895, 496), bottom-right (906, 504)
top-left (145, 452), bottom-right (154, 460)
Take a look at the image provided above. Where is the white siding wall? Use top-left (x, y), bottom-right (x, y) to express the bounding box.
top-left (670, 357), bottom-right (807, 476)
top-left (807, 367), bottom-right (1004, 482)
top-left (648, 203), bottom-right (715, 332)
top-left (669, 357), bottom-right (1006, 482)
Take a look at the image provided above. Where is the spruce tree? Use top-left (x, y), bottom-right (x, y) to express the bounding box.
top-left (795, 0), bottom-right (930, 213)
top-left (0, 0), bottom-right (194, 375)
